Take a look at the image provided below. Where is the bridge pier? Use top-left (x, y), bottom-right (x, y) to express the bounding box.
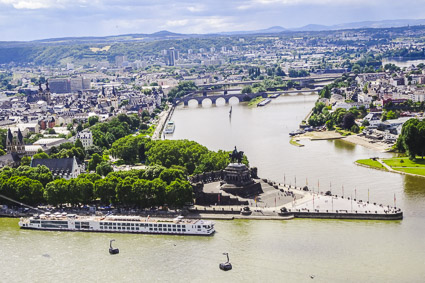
top-left (184, 100), bottom-right (189, 106)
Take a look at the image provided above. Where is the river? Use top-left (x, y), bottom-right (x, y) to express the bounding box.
top-left (1, 95), bottom-right (425, 282)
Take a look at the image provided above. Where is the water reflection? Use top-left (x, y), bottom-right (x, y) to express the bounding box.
top-left (404, 175), bottom-right (425, 198)
top-left (331, 139), bottom-right (356, 152)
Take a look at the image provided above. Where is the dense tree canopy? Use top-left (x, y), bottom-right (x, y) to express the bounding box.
top-left (396, 119), bottom-right (425, 159)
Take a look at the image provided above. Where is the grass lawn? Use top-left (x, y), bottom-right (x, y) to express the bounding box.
top-left (247, 96), bottom-right (265, 107)
top-left (393, 168), bottom-right (425, 176)
top-left (290, 138), bottom-right (304, 147)
top-left (383, 157), bottom-right (425, 168)
top-left (356, 159), bottom-right (387, 170)
top-left (382, 157), bottom-right (425, 176)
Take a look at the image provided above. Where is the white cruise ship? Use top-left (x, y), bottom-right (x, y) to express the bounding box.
top-left (163, 121), bottom-right (175, 134)
top-left (19, 213), bottom-right (215, 236)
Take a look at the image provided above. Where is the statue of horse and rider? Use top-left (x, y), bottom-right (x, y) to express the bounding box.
top-left (229, 146), bottom-right (244, 164)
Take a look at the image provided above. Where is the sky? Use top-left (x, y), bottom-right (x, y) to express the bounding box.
top-left (1, 0), bottom-right (425, 41)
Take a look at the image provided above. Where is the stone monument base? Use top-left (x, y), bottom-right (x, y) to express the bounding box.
top-left (221, 181), bottom-right (263, 198)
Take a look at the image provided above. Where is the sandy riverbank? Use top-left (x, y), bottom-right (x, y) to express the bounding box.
top-left (344, 135), bottom-right (393, 152)
top-left (295, 131), bottom-right (393, 152)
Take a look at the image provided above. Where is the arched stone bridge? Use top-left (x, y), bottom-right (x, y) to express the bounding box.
top-left (174, 92), bottom-right (267, 106)
top-left (173, 88), bottom-right (321, 106)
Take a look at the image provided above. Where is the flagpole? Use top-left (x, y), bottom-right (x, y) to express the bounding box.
top-left (394, 193), bottom-right (396, 207)
top-left (368, 188), bottom-right (370, 202)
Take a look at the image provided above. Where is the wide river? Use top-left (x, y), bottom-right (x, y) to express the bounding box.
top-left (2, 95), bottom-right (425, 282)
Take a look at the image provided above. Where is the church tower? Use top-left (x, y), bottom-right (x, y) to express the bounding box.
top-left (6, 128), bottom-right (14, 153)
top-left (16, 128), bottom-right (25, 157)
top-left (43, 80), bottom-right (51, 104)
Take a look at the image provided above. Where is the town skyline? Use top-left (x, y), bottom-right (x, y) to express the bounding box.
top-left (1, 0), bottom-right (425, 41)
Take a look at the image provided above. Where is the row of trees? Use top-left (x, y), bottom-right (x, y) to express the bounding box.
top-left (0, 164), bottom-right (192, 208)
top-left (110, 137), bottom-right (248, 175)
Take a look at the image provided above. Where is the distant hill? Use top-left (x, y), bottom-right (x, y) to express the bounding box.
top-left (293, 19), bottom-right (425, 31)
top-left (219, 26), bottom-right (286, 35)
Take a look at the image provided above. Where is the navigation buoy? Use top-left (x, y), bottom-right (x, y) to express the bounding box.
top-left (219, 253), bottom-right (232, 271)
top-left (109, 240), bottom-right (119, 255)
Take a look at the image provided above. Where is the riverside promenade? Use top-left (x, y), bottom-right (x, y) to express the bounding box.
top-left (188, 181), bottom-right (403, 221)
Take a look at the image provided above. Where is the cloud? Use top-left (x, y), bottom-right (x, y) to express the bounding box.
top-left (0, 0), bottom-right (425, 40)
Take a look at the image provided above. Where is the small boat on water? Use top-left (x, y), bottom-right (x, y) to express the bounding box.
top-left (163, 121), bottom-right (175, 134)
top-left (289, 129), bottom-right (305, 136)
top-left (219, 253), bottom-right (232, 271)
top-left (109, 240), bottom-right (119, 255)
top-left (270, 93), bottom-right (280, 98)
top-left (257, 98), bottom-right (271, 107)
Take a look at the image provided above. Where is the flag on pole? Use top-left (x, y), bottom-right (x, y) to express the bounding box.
top-left (342, 185), bottom-right (344, 197)
top-left (306, 177), bottom-right (308, 186)
top-left (355, 188), bottom-right (357, 199)
top-left (284, 174), bottom-right (286, 184)
top-left (394, 193), bottom-right (396, 207)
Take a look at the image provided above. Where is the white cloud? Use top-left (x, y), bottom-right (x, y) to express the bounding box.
top-left (166, 19), bottom-right (189, 27)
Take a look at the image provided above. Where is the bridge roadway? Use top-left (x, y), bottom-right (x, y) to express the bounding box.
top-left (198, 73), bottom-right (346, 88)
top-left (174, 88), bottom-right (321, 106)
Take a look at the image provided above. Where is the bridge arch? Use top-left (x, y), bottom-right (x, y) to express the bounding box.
top-left (227, 96), bottom-right (241, 104)
top-left (215, 97), bottom-right (226, 105)
top-left (201, 98), bottom-right (213, 107)
top-left (185, 98), bottom-right (200, 106)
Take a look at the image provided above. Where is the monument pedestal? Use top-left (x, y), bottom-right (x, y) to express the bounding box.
top-left (220, 163), bottom-right (263, 197)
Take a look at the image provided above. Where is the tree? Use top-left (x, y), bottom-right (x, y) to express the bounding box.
top-left (44, 179), bottom-right (69, 206)
top-left (33, 152), bottom-right (50, 159)
top-left (88, 116), bottom-right (99, 126)
top-left (320, 86), bottom-right (331, 99)
top-left (115, 177), bottom-right (137, 206)
top-left (95, 176), bottom-right (120, 205)
top-left (88, 153), bottom-right (103, 172)
top-left (343, 113), bottom-right (356, 130)
top-left (75, 139), bottom-right (84, 150)
top-left (96, 161), bottom-right (113, 176)
top-left (241, 86), bottom-right (252, 94)
top-left (159, 168), bottom-right (186, 184)
top-left (20, 156), bottom-right (31, 166)
top-left (166, 179), bottom-right (193, 207)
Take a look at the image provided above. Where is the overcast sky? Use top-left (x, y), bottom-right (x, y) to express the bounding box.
top-left (1, 0), bottom-right (425, 41)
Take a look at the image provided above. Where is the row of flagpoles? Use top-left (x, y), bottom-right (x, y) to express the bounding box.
top-left (284, 174), bottom-right (397, 207)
